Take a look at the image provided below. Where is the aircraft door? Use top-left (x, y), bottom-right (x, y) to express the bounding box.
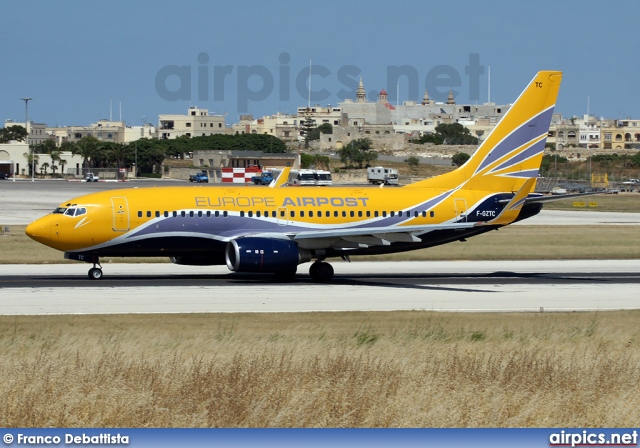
top-left (454, 198), bottom-right (468, 222)
top-left (277, 207), bottom-right (288, 226)
top-left (111, 197), bottom-right (130, 231)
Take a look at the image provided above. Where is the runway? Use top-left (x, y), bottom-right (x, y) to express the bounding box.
top-left (2, 260), bottom-right (639, 315)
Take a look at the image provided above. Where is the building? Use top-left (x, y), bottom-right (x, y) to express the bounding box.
top-left (191, 150), bottom-right (300, 170)
top-left (4, 120), bottom-right (48, 146)
top-left (158, 106), bottom-right (229, 139)
top-left (46, 121), bottom-right (157, 146)
top-left (232, 113), bottom-right (299, 141)
top-left (0, 140), bottom-right (83, 178)
top-left (338, 78), bottom-right (510, 142)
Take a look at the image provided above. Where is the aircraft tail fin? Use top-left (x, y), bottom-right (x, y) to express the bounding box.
top-left (270, 167), bottom-right (291, 188)
top-left (406, 71), bottom-right (562, 193)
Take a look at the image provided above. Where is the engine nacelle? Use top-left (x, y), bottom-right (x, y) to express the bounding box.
top-left (225, 237), bottom-right (310, 273)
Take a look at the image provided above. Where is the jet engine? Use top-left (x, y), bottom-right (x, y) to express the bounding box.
top-left (225, 237), bottom-right (310, 274)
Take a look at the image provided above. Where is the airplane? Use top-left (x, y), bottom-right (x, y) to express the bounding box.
top-left (26, 71), bottom-right (563, 282)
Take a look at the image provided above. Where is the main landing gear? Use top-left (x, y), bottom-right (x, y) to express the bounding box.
top-left (309, 260), bottom-right (334, 282)
top-left (88, 260), bottom-right (103, 280)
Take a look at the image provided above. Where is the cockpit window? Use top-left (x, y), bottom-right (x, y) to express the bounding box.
top-left (64, 208), bottom-right (76, 216)
top-left (76, 207), bottom-right (87, 216)
top-left (53, 207), bottom-right (67, 214)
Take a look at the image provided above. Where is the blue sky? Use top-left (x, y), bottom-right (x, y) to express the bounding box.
top-left (1, 0), bottom-right (638, 127)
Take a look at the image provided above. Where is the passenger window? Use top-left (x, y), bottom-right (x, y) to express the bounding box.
top-left (215, 211), bottom-right (220, 217)
top-left (248, 211), bottom-right (253, 217)
top-left (138, 211), bottom-right (142, 218)
top-left (240, 211), bottom-right (245, 217)
top-left (358, 211), bottom-right (363, 217)
top-left (147, 211), bottom-right (151, 218)
top-left (350, 211), bottom-right (354, 217)
top-left (280, 210), bottom-right (285, 217)
top-left (300, 211), bottom-right (305, 217)
top-left (430, 211), bottom-right (435, 218)
top-left (156, 211), bottom-right (161, 218)
top-left (334, 211), bottom-right (338, 217)
top-left (422, 211), bottom-right (427, 218)
top-left (189, 211), bottom-right (194, 217)
top-left (223, 211), bottom-right (228, 217)
top-left (374, 211), bottom-right (379, 217)
top-left (181, 211), bottom-right (186, 217)
top-left (309, 211), bottom-right (314, 217)
top-left (398, 211), bottom-right (403, 217)
top-left (342, 211), bottom-right (346, 217)
top-left (382, 211), bottom-right (387, 217)
top-left (290, 211), bottom-right (295, 218)
top-left (366, 211), bottom-right (371, 217)
top-left (173, 211), bottom-right (177, 217)
top-left (206, 211), bottom-right (211, 218)
top-left (256, 211), bottom-right (261, 217)
top-left (197, 211), bottom-right (202, 218)
top-left (164, 211), bottom-right (169, 218)
top-left (326, 211), bottom-right (331, 217)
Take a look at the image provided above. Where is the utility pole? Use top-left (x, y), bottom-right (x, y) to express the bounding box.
top-left (21, 98), bottom-right (33, 181)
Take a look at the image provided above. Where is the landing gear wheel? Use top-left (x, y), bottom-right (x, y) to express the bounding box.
top-left (309, 261), bottom-right (334, 282)
top-left (88, 267), bottom-right (103, 280)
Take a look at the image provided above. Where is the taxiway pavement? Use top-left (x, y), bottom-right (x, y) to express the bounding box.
top-left (1, 260), bottom-right (639, 315)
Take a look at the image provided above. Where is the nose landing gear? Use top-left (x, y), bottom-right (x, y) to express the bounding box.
top-left (88, 260), bottom-right (103, 280)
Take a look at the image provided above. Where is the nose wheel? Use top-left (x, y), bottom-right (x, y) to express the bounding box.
top-left (88, 261), bottom-right (103, 280)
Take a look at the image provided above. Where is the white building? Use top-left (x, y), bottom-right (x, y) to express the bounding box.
top-left (158, 106), bottom-right (230, 139)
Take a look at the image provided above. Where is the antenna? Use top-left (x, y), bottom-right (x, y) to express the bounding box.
top-left (488, 65), bottom-right (491, 103)
top-left (308, 59), bottom-right (311, 109)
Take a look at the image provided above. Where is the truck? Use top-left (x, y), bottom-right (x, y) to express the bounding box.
top-left (367, 166), bottom-right (399, 185)
top-left (251, 171), bottom-right (274, 185)
top-left (85, 173), bottom-right (99, 182)
top-left (189, 171), bottom-right (209, 183)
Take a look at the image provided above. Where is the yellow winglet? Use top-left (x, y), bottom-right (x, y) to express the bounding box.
top-left (270, 167), bottom-right (291, 188)
top-left (486, 178), bottom-right (536, 225)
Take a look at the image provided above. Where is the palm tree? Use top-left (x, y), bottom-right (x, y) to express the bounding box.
top-left (23, 152), bottom-right (39, 177)
top-left (72, 136), bottom-right (100, 173)
top-left (59, 159), bottom-right (68, 176)
top-left (40, 162), bottom-right (50, 178)
top-left (108, 143), bottom-right (132, 180)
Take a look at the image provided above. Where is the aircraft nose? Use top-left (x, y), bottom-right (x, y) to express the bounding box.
top-left (25, 217), bottom-right (51, 242)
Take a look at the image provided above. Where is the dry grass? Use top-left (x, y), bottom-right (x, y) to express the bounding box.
top-left (1, 311), bottom-right (639, 427)
top-left (542, 192), bottom-right (640, 213)
top-left (3, 225), bottom-right (640, 264)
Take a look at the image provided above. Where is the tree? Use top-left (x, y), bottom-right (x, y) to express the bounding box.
top-left (300, 108), bottom-right (316, 149)
top-left (32, 139), bottom-right (56, 154)
top-left (40, 162), bottom-right (50, 177)
top-left (72, 136), bottom-right (100, 169)
top-left (338, 138), bottom-right (377, 168)
top-left (405, 155), bottom-right (420, 170)
top-left (59, 159), bottom-right (68, 176)
top-left (452, 152), bottom-right (471, 167)
top-left (23, 152), bottom-right (39, 176)
top-left (0, 125), bottom-right (28, 143)
top-left (301, 153), bottom-right (330, 170)
top-left (307, 123), bottom-right (333, 141)
top-left (419, 123), bottom-right (479, 145)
